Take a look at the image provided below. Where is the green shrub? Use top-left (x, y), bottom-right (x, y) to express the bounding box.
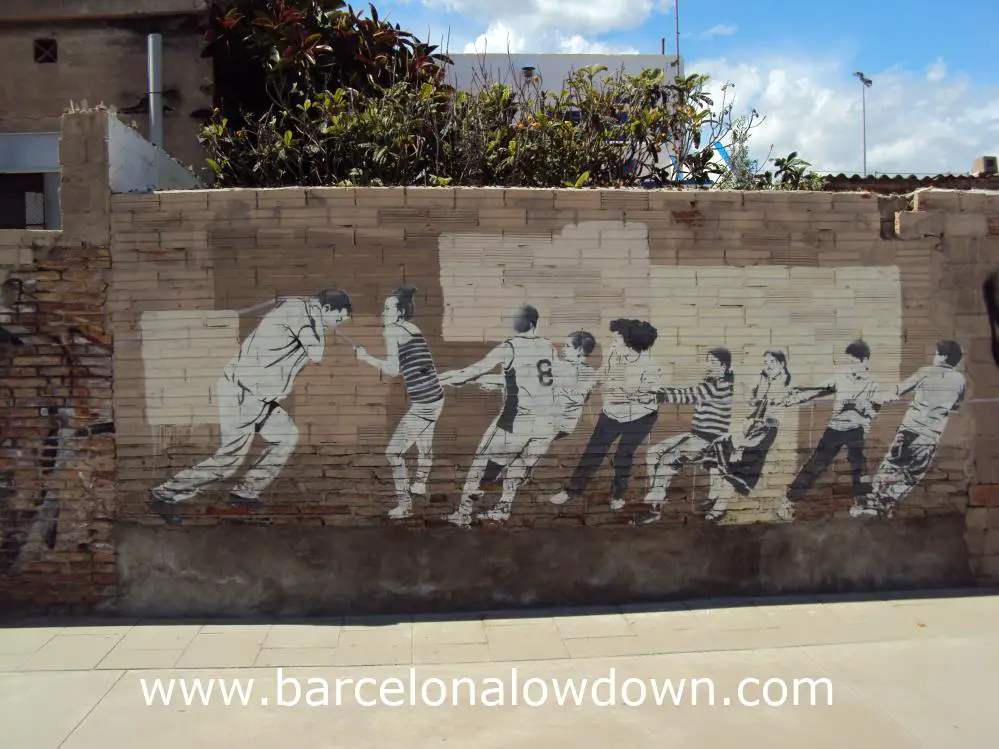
top-left (199, 0), bottom-right (824, 189)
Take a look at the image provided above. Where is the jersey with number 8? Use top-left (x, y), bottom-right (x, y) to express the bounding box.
top-left (497, 335), bottom-right (560, 431)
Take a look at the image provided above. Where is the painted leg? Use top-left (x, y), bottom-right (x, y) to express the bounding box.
top-left (551, 413), bottom-right (618, 505)
top-left (645, 433), bottom-right (689, 506)
top-left (231, 405), bottom-right (299, 504)
top-left (410, 402), bottom-right (442, 498)
top-left (448, 455), bottom-right (492, 527)
top-left (384, 407), bottom-right (428, 519)
top-left (479, 438), bottom-right (549, 524)
top-left (610, 411), bottom-right (657, 510)
top-left (705, 476), bottom-right (734, 522)
top-left (149, 380), bottom-right (257, 523)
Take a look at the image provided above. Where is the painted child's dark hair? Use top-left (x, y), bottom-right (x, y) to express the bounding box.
top-left (764, 349), bottom-right (791, 386)
top-left (845, 339), bottom-right (871, 362)
top-left (569, 331), bottom-right (596, 357)
top-left (514, 305), bottom-right (540, 333)
top-left (936, 340), bottom-right (963, 367)
top-left (609, 318), bottom-right (658, 353)
top-left (708, 346), bottom-right (734, 382)
top-left (317, 287), bottom-right (352, 315)
top-left (392, 284), bottom-right (418, 320)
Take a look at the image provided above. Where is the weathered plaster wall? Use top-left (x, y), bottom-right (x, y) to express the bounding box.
top-left (107, 116), bottom-right (203, 194)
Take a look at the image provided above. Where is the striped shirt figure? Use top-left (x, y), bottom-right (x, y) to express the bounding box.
top-left (398, 332), bottom-right (444, 404)
top-left (356, 286), bottom-right (444, 518)
top-left (644, 347), bottom-right (735, 509)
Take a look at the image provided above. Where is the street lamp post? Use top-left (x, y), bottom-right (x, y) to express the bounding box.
top-left (853, 71), bottom-right (873, 176)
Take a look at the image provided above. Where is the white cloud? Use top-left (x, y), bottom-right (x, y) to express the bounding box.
top-left (694, 55), bottom-right (999, 175)
top-left (426, 0), bottom-right (660, 36)
top-left (440, 0), bottom-right (995, 176)
top-left (701, 24), bottom-right (738, 38)
top-left (926, 58), bottom-right (947, 82)
top-left (462, 19), bottom-right (639, 55)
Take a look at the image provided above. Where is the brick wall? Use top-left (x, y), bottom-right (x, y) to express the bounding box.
top-left (0, 110), bottom-right (116, 611)
top-left (6, 108), bottom-right (999, 615)
top-left (108, 187), bottom-right (998, 553)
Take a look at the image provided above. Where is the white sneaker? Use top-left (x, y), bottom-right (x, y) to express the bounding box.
top-left (644, 487), bottom-right (667, 506)
top-left (850, 498), bottom-right (892, 519)
top-left (150, 486), bottom-right (198, 503)
top-left (446, 507), bottom-right (472, 527)
top-left (477, 506), bottom-right (510, 523)
top-left (609, 497), bottom-right (626, 511)
top-left (549, 491), bottom-right (571, 505)
top-left (388, 501), bottom-right (413, 519)
top-left (775, 498), bottom-right (795, 521)
top-left (410, 481), bottom-right (427, 496)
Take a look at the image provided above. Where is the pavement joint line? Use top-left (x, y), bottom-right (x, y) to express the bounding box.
top-left (54, 669), bottom-right (127, 749)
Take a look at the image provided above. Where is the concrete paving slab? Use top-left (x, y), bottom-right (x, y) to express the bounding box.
top-left (174, 632), bottom-right (267, 669)
top-left (0, 626), bottom-right (63, 654)
top-left (18, 634), bottom-right (124, 671)
top-left (97, 648), bottom-right (184, 671)
top-left (554, 613), bottom-right (634, 640)
top-left (333, 628), bottom-right (414, 666)
top-left (563, 635), bottom-right (653, 659)
top-left (116, 625), bottom-right (203, 651)
top-left (486, 622), bottom-right (571, 662)
top-left (263, 624), bottom-right (342, 649)
top-left (0, 653), bottom-right (25, 671)
top-left (413, 619), bottom-right (488, 645)
top-left (255, 648), bottom-right (340, 667)
top-left (0, 670), bottom-right (123, 749)
top-left (412, 642), bottom-right (493, 665)
top-left (804, 637), bottom-right (999, 748)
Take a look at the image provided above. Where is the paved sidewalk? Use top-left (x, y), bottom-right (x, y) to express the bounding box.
top-left (2, 590), bottom-right (998, 748)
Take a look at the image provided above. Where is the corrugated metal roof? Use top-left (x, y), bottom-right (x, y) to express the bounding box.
top-left (822, 173), bottom-right (999, 193)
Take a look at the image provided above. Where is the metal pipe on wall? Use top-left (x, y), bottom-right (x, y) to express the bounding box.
top-left (147, 33), bottom-right (163, 147)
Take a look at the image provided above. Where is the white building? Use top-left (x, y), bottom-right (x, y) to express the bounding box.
top-left (445, 53), bottom-right (685, 93)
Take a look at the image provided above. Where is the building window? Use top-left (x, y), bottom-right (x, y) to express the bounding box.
top-left (0, 174), bottom-right (46, 229)
top-left (33, 39), bottom-right (58, 64)
top-left (25, 192), bottom-right (45, 229)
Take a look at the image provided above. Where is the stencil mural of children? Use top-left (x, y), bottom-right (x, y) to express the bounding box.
top-left (700, 349), bottom-right (794, 522)
top-left (438, 305), bottom-right (561, 527)
top-left (550, 319), bottom-right (660, 511)
top-left (636, 347), bottom-right (735, 524)
top-left (778, 340), bottom-right (882, 520)
top-left (355, 285), bottom-right (444, 519)
top-left (471, 331), bottom-right (599, 523)
top-left (851, 340), bottom-right (966, 519)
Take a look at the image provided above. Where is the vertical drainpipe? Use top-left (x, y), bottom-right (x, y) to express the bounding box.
top-left (147, 33), bottom-right (163, 147)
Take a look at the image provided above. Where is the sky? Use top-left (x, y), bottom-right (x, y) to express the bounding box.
top-left (374, 0), bottom-right (999, 176)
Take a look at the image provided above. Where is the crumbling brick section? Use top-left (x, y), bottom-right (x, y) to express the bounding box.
top-left (0, 109), bottom-right (115, 613)
top-left (898, 189), bottom-right (999, 585)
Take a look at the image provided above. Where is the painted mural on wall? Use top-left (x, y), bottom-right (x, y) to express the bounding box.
top-left (147, 289), bottom-right (353, 524)
top-left (356, 285), bottom-right (445, 519)
top-left (137, 219), bottom-right (969, 528)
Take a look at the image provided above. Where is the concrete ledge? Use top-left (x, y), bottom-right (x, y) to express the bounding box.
top-left (112, 517), bottom-right (973, 618)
